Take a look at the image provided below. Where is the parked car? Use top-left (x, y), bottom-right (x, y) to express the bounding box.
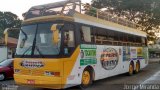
top-left (0, 59), bottom-right (13, 81)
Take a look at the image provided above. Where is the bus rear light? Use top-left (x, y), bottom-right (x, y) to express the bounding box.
top-left (44, 71), bottom-right (60, 76)
top-left (14, 69), bottom-right (21, 73)
top-left (54, 72), bottom-right (60, 76)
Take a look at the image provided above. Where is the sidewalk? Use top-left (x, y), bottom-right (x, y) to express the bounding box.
top-left (135, 71), bottom-right (160, 90)
top-left (140, 71), bottom-right (160, 84)
top-left (149, 58), bottom-right (160, 63)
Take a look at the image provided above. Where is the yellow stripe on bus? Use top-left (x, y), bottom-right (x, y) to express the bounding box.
top-left (62, 46), bottom-right (80, 88)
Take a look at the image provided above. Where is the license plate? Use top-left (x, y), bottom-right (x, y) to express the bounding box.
top-left (27, 80), bottom-right (35, 84)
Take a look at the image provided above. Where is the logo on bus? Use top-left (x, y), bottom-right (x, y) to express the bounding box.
top-left (20, 60), bottom-right (44, 68)
top-left (100, 48), bottom-right (118, 70)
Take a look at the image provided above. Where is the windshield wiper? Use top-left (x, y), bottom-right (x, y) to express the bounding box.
top-left (21, 46), bottom-right (32, 58)
top-left (35, 45), bottom-right (45, 58)
top-left (30, 25), bottom-right (45, 58)
top-left (21, 29), bottom-right (28, 41)
top-left (20, 45), bottom-right (45, 58)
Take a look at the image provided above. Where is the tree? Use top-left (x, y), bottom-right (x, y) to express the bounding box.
top-left (0, 11), bottom-right (22, 38)
top-left (91, 0), bottom-right (160, 42)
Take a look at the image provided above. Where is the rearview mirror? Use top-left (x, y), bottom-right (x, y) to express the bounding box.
top-left (51, 24), bottom-right (63, 44)
top-left (20, 38), bottom-right (26, 48)
top-left (3, 28), bottom-right (9, 45)
top-left (51, 24), bottom-right (59, 44)
top-left (51, 24), bottom-right (57, 32)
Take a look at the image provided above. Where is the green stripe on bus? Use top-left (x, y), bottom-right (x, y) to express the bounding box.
top-left (80, 59), bottom-right (97, 66)
top-left (80, 45), bottom-right (97, 49)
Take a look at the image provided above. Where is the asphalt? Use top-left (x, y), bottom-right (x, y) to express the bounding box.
top-left (1, 59), bottom-right (160, 90)
top-left (134, 60), bottom-right (160, 90)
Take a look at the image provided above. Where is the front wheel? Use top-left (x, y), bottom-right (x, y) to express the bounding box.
top-left (80, 69), bottom-right (93, 88)
top-left (0, 73), bottom-right (5, 81)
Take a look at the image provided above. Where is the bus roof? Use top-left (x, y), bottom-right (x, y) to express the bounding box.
top-left (23, 13), bottom-right (146, 37)
top-left (74, 13), bottom-right (147, 37)
top-left (23, 0), bottom-right (146, 37)
top-left (30, 1), bottom-right (66, 10)
top-left (30, 0), bottom-right (80, 10)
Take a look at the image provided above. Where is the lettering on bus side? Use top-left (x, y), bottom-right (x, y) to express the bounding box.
top-left (130, 48), bottom-right (137, 59)
top-left (100, 48), bottom-right (118, 70)
top-left (80, 45), bottom-right (97, 66)
top-left (137, 47), bottom-right (144, 60)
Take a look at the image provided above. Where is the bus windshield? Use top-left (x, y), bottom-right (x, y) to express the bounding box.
top-left (16, 23), bottom-right (61, 56)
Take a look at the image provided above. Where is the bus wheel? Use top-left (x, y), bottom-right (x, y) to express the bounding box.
top-left (81, 68), bottom-right (93, 88)
top-left (128, 63), bottom-right (134, 76)
top-left (135, 61), bottom-right (140, 73)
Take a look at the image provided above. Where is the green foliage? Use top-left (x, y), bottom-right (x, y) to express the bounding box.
top-left (83, 3), bottom-right (97, 17)
top-left (85, 7), bottom-right (97, 17)
top-left (91, 0), bottom-right (160, 42)
top-left (0, 11), bottom-right (22, 38)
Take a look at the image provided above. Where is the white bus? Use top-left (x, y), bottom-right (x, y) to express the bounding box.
top-left (13, 0), bottom-right (148, 89)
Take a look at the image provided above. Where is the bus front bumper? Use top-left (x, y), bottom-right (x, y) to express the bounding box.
top-left (14, 74), bottom-right (64, 89)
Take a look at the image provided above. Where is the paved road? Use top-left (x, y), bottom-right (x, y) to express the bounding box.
top-left (0, 63), bottom-right (160, 90)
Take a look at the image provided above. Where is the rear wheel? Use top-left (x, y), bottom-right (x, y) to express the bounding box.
top-left (81, 69), bottom-right (93, 88)
top-left (0, 73), bottom-right (5, 81)
top-left (135, 61), bottom-right (140, 73)
top-left (128, 63), bottom-right (134, 76)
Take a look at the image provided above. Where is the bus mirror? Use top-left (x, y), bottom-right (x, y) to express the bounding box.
top-left (51, 24), bottom-right (64, 31)
top-left (3, 28), bottom-right (9, 45)
top-left (53, 30), bottom-right (59, 44)
top-left (51, 24), bottom-right (59, 44)
top-left (51, 24), bottom-right (63, 44)
top-left (20, 39), bottom-right (26, 48)
top-left (51, 24), bottom-right (57, 31)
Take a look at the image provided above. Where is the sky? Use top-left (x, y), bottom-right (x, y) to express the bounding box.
top-left (0, 0), bottom-right (91, 19)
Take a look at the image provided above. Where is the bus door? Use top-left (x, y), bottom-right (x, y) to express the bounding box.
top-left (62, 23), bottom-right (81, 85)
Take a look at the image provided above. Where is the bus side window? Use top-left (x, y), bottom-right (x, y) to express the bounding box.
top-left (145, 38), bottom-right (148, 46)
top-left (64, 31), bottom-right (69, 47)
top-left (81, 26), bottom-right (91, 42)
top-left (64, 30), bottom-right (75, 47)
top-left (141, 37), bottom-right (148, 47)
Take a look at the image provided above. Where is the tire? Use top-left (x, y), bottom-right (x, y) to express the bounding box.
top-left (135, 61), bottom-right (140, 74)
top-left (80, 68), bottom-right (93, 88)
top-left (128, 63), bottom-right (134, 76)
top-left (0, 73), bottom-right (5, 81)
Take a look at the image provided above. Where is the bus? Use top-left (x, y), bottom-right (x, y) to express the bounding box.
top-left (12, 0), bottom-right (148, 89)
